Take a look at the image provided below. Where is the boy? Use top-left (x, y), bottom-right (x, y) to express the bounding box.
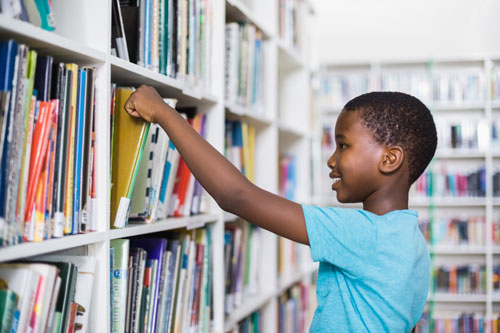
top-left (125, 88), bottom-right (437, 332)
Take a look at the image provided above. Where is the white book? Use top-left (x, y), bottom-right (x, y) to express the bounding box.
top-left (32, 254), bottom-right (96, 333)
top-left (173, 234), bottom-right (191, 333)
top-left (0, 265), bottom-right (40, 333)
top-left (180, 239), bottom-right (196, 332)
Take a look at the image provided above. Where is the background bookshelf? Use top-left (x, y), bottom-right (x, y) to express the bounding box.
top-left (0, 0), bottom-right (318, 332)
top-left (314, 58), bottom-right (500, 331)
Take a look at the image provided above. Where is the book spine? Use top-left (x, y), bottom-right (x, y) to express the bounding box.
top-left (72, 69), bottom-right (86, 235)
top-left (64, 63), bottom-right (78, 235)
top-left (110, 239), bottom-right (130, 333)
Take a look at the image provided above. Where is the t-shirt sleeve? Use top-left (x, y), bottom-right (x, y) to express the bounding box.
top-left (302, 204), bottom-right (378, 276)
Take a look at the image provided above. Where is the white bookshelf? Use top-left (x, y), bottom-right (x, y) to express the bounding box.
top-left (314, 58), bottom-right (500, 329)
top-left (0, 0), bottom-right (317, 332)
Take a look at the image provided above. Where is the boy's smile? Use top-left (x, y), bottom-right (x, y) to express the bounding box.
top-left (327, 109), bottom-right (385, 204)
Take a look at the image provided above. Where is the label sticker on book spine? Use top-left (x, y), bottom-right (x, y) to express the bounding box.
top-left (114, 197), bottom-right (130, 228)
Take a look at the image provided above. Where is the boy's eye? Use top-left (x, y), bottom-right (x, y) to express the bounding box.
top-left (338, 142), bottom-right (347, 149)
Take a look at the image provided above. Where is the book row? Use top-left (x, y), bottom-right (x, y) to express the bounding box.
top-left (224, 22), bottom-right (265, 112)
top-left (320, 69), bottom-right (491, 107)
top-left (110, 87), bottom-right (208, 228)
top-left (224, 120), bottom-right (255, 183)
top-left (493, 172), bottom-right (500, 197)
top-left (415, 312), bottom-right (485, 333)
top-left (0, 39), bottom-right (97, 247)
top-left (279, 155), bottom-right (297, 201)
top-left (412, 166), bottom-right (487, 198)
top-left (110, 227), bottom-right (212, 333)
top-left (418, 216), bottom-right (486, 247)
top-left (0, 255), bottom-right (95, 333)
top-left (112, 0), bottom-right (213, 89)
top-left (278, 0), bottom-right (310, 54)
top-left (224, 222), bottom-right (261, 315)
top-left (433, 265), bottom-right (486, 295)
top-left (0, 0), bottom-right (56, 31)
top-left (435, 118), bottom-right (489, 151)
top-left (230, 310), bottom-right (261, 333)
top-left (277, 282), bottom-right (311, 333)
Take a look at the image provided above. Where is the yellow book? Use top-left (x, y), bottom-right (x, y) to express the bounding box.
top-left (64, 63), bottom-right (78, 234)
top-left (110, 87), bottom-right (150, 229)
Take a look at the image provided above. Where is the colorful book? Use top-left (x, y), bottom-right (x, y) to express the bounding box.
top-left (129, 237), bottom-right (167, 332)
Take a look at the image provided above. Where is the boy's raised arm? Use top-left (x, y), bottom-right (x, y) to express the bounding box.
top-left (125, 85), bottom-right (309, 245)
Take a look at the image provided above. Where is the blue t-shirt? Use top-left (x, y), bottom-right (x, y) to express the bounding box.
top-left (302, 205), bottom-right (429, 332)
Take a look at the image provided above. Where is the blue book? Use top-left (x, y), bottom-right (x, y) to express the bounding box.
top-left (130, 237), bottom-right (167, 332)
top-left (0, 40), bottom-right (19, 245)
top-left (72, 69), bottom-right (87, 234)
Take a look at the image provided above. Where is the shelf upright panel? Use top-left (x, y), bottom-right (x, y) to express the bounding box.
top-left (485, 58), bottom-right (494, 323)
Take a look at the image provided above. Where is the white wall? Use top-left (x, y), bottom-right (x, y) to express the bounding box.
top-left (312, 0), bottom-right (500, 64)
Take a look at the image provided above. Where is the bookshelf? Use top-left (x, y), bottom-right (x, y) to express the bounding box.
top-left (0, 0), bottom-right (317, 332)
top-left (314, 58), bottom-right (500, 331)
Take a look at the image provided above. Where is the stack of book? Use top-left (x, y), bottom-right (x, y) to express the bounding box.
top-left (224, 222), bottom-right (261, 315)
top-left (492, 220), bottom-right (500, 245)
top-left (110, 87), bottom-right (208, 228)
top-left (278, 0), bottom-right (309, 54)
top-left (110, 227), bottom-right (211, 333)
top-left (230, 310), bottom-right (261, 333)
top-left (0, 255), bottom-right (96, 333)
top-left (435, 118), bottom-right (488, 151)
top-left (418, 216), bottom-right (486, 246)
top-left (0, 39), bottom-right (97, 247)
top-left (111, 0), bottom-right (212, 89)
top-left (279, 154), bottom-right (296, 200)
top-left (319, 73), bottom-right (370, 108)
top-left (492, 67), bottom-right (500, 101)
top-left (0, 0), bottom-right (56, 31)
top-left (433, 70), bottom-right (484, 103)
top-left (433, 264), bottom-right (486, 295)
top-left (415, 312), bottom-right (485, 333)
top-left (224, 120), bottom-right (255, 183)
top-left (224, 22), bottom-right (264, 112)
top-left (380, 71), bottom-right (432, 103)
top-left (492, 265), bottom-right (500, 293)
top-left (412, 166), bottom-right (487, 198)
top-left (493, 171), bottom-right (500, 197)
top-left (278, 283), bottom-right (310, 333)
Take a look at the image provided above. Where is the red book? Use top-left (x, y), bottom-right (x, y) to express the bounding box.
top-left (173, 118), bottom-right (195, 217)
top-left (24, 101), bottom-right (54, 228)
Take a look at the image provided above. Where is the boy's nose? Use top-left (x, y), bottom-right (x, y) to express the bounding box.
top-left (327, 154), bottom-right (336, 169)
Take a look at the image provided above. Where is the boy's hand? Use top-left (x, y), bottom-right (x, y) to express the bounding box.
top-left (124, 85), bottom-right (170, 123)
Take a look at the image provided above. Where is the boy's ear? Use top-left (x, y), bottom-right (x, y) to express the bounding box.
top-left (379, 145), bottom-right (404, 174)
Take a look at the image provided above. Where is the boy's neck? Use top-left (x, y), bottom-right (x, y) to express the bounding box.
top-left (362, 187), bottom-right (409, 216)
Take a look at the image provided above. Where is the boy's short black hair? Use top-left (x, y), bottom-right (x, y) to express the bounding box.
top-left (343, 91), bottom-right (437, 185)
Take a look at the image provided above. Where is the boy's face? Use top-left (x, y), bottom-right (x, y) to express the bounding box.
top-left (327, 109), bottom-right (385, 203)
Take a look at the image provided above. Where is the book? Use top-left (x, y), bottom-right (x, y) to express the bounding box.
top-left (0, 265), bottom-right (39, 333)
top-left (111, 0), bottom-right (130, 61)
top-left (31, 254), bottom-right (96, 333)
top-left (0, 289), bottom-right (18, 333)
top-left (110, 87), bottom-right (150, 228)
top-left (80, 67), bottom-right (95, 233)
top-left (129, 237), bottom-right (167, 332)
top-left (64, 63), bottom-right (79, 235)
top-left (132, 247), bottom-right (147, 332)
top-left (110, 239), bottom-right (130, 333)
top-left (120, 0), bottom-right (140, 64)
top-left (0, 39), bottom-right (19, 247)
top-left (71, 68), bottom-right (87, 235)
top-left (52, 63), bottom-right (70, 238)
